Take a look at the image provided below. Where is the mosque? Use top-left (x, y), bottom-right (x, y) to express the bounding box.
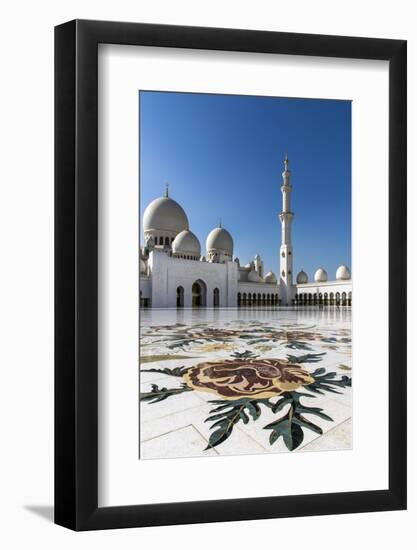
top-left (139, 155), bottom-right (352, 308)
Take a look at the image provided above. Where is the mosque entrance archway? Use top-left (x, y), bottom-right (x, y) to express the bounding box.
top-left (176, 286), bottom-right (184, 308)
top-left (192, 280), bottom-right (207, 307)
top-left (213, 287), bottom-right (220, 307)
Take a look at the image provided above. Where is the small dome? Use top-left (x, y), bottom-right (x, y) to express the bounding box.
top-left (172, 229), bottom-right (201, 257)
top-left (143, 196), bottom-right (189, 235)
top-left (336, 264), bottom-right (351, 280)
top-left (296, 270), bottom-right (308, 284)
top-left (248, 270), bottom-right (263, 283)
top-left (264, 271), bottom-right (277, 283)
top-left (314, 267), bottom-right (328, 282)
top-left (206, 226), bottom-right (233, 255)
top-left (139, 258), bottom-right (147, 274)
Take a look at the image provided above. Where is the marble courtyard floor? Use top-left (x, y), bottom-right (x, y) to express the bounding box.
top-left (139, 307), bottom-right (352, 460)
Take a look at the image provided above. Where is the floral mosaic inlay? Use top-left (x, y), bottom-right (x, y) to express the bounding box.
top-left (184, 359), bottom-right (314, 399)
top-left (140, 309), bottom-right (352, 458)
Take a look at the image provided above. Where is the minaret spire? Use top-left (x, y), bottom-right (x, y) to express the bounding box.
top-left (279, 153), bottom-right (295, 305)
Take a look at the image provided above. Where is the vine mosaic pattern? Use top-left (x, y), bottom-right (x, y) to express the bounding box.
top-left (139, 309), bottom-right (352, 459)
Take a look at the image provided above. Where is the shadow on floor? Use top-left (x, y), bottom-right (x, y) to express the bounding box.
top-left (24, 505), bottom-right (54, 523)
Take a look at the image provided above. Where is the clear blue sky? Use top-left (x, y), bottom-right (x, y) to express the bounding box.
top-left (139, 91), bottom-right (351, 280)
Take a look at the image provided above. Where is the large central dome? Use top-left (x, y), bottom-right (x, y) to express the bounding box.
top-left (143, 195), bottom-right (189, 235)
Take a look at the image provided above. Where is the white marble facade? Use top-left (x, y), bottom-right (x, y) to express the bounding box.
top-left (140, 157), bottom-right (352, 308)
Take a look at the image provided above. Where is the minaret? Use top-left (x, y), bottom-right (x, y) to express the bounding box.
top-left (279, 153), bottom-right (295, 305)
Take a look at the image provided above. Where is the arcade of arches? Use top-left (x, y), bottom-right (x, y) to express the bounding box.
top-left (144, 285), bottom-right (353, 308)
top-left (174, 281), bottom-right (220, 308)
top-left (295, 291), bottom-right (352, 307)
top-left (237, 291), bottom-right (351, 307)
top-left (237, 292), bottom-right (280, 307)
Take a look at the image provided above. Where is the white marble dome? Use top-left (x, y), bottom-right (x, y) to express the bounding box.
top-left (336, 264), bottom-right (351, 280)
top-left (143, 196), bottom-right (189, 234)
top-left (296, 270), bottom-right (308, 284)
top-left (248, 270), bottom-right (263, 283)
top-left (314, 267), bottom-right (328, 282)
top-left (172, 229), bottom-right (201, 257)
top-left (206, 226), bottom-right (234, 255)
top-left (264, 271), bottom-right (277, 283)
top-left (139, 258), bottom-right (147, 274)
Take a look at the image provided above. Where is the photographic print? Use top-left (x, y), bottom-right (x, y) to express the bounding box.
top-left (139, 91), bottom-right (352, 460)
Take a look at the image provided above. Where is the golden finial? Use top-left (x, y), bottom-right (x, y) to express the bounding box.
top-left (284, 152), bottom-right (289, 170)
top-left (164, 183), bottom-right (169, 198)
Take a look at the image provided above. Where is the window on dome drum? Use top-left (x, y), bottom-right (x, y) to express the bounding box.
top-left (159, 236), bottom-right (163, 245)
top-left (165, 237), bottom-right (169, 245)
top-left (176, 286), bottom-right (184, 308)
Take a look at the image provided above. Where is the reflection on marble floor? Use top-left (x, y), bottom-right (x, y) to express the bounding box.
top-left (139, 307), bottom-right (352, 460)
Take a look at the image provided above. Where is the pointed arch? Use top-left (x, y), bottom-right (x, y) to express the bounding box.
top-left (192, 279), bottom-right (207, 307)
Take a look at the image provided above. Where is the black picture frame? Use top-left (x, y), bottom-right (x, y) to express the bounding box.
top-left (55, 19), bottom-right (407, 531)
